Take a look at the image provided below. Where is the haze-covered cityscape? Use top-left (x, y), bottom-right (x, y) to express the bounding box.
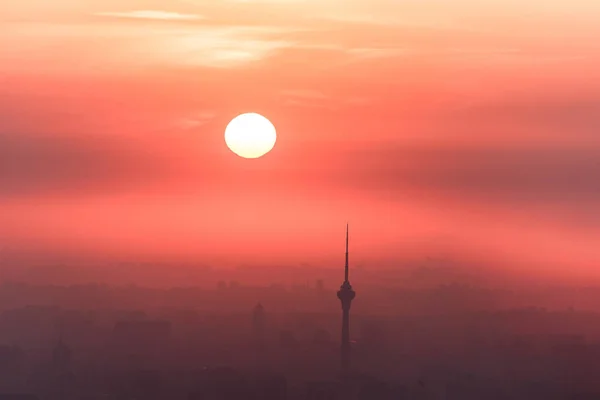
top-left (3, 254), bottom-right (600, 399)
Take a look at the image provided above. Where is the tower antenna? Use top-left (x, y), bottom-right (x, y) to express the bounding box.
top-left (344, 223), bottom-right (349, 282)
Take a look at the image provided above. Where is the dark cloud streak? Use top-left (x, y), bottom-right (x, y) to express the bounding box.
top-left (0, 132), bottom-right (170, 198)
top-left (341, 144), bottom-right (600, 202)
top-left (448, 93), bottom-right (600, 136)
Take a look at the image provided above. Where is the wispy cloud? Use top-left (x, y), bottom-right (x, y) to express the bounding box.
top-left (280, 89), bottom-right (372, 110)
top-left (280, 89), bottom-right (335, 110)
top-left (345, 96), bottom-right (371, 106)
top-left (280, 89), bottom-right (328, 100)
top-left (321, 13), bottom-right (464, 30)
top-left (96, 10), bottom-right (204, 21)
top-left (346, 47), bottom-right (410, 59)
top-left (0, 23), bottom-right (293, 71)
top-left (175, 111), bottom-right (217, 130)
top-left (152, 27), bottom-right (291, 68)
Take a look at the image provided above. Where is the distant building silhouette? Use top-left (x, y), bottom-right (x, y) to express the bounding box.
top-left (189, 367), bottom-right (250, 400)
top-left (279, 330), bottom-right (299, 349)
top-left (44, 338), bottom-right (76, 400)
top-left (315, 280), bottom-right (325, 292)
top-left (252, 303), bottom-right (266, 351)
top-left (316, 280), bottom-right (326, 307)
top-left (52, 337), bottom-right (71, 373)
top-left (337, 224), bottom-right (356, 378)
top-left (111, 320), bottom-right (171, 367)
top-left (254, 374), bottom-right (287, 400)
top-left (357, 380), bottom-right (393, 400)
top-left (112, 320), bottom-right (171, 345)
top-left (0, 345), bottom-right (24, 392)
top-left (118, 369), bottom-right (163, 400)
top-left (306, 381), bottom-right (338, 400)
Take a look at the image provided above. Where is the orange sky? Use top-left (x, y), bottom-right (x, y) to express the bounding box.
top-left (1, 0), bottom-right (600, 279)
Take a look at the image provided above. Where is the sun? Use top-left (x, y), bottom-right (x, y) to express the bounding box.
top-left (224, 113), bottom-right (277, 159)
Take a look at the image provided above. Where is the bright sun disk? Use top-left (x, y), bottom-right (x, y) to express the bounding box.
top-left (224, 113), bottom-right (276, 159)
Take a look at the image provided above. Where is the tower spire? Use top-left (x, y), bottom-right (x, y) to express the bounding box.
top-left (344, 223), bottom-right (349, 282)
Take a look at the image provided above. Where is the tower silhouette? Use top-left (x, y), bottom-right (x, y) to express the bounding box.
top-left (337, 224), bottom-right (356, 378)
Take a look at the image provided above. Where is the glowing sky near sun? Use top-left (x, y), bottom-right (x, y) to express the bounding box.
top-left (1, 0), bottom-right (600, 279)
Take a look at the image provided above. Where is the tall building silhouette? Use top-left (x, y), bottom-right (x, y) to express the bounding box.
top-left (49, 337), bottom-right (75, 400)
top-left (337, 224), bottom-right (356, 378)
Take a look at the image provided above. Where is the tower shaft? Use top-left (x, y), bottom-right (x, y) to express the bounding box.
top-left (341, 308), bottom-right (351, 374)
